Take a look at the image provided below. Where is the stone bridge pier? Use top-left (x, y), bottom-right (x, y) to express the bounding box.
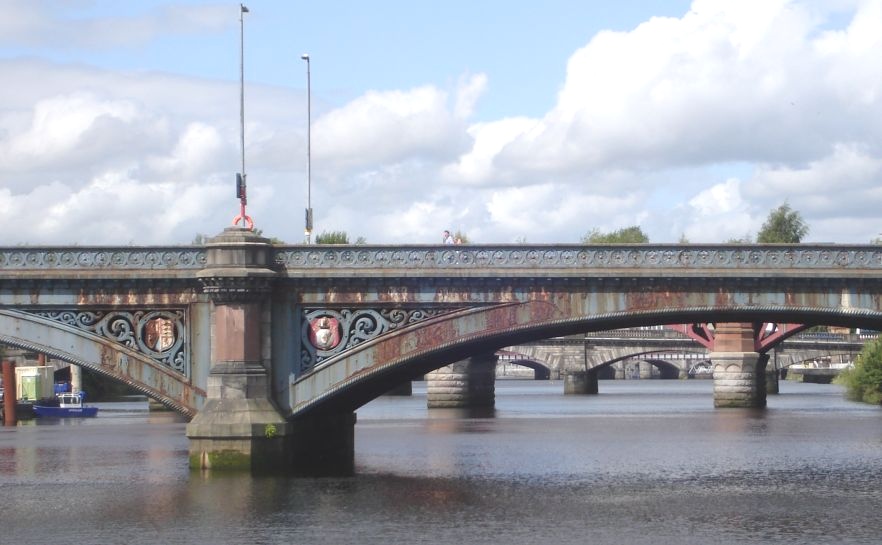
top-left (185, 228), bottom-right (292, 470)
top-left (186, 228), bottom-right (355, 474)
top-left (710, 323), bottom-right (765, 408)
top-left (426, 353), bottom-right (497, 409)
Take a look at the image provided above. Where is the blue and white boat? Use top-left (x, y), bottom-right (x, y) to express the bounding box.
top-left (33, 392), bottom-right (98, 418)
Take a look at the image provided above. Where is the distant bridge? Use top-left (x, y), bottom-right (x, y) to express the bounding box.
top-left (497, 329), bottom-right (869, 379)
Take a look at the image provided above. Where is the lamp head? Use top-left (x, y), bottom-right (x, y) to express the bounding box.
top-left (301, 53), bottom-right (310, 61)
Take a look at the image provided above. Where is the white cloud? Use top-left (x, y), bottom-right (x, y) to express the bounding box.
top-left (480, 0), bottom-right (882, 180)
top-left (0, 2), bottom-right (232, 49)
top-left (2, 1), bottom-right (882, 246)
top-left (5, 93), bottom-right (146, 168)
top-left (313, 83), bottom-right (474, 173)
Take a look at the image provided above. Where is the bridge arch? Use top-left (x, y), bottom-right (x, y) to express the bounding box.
top-left (588, 352), bottom-right (697, 379)
top-left (499, 358), bottom-right (551, 380)
top-left (290, 302), bottom-right (882, 417)
top-left (0, 309), bottom-right (202, 416)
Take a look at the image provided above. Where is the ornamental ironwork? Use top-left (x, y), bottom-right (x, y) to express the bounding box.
top-left (272, 245), bottom-right (882, 271)
top-left (31, 309), bottom-right (189, 376)
top-left (0, 248), bottom-right (206, 270)
top-left (299, 307), bottom-right (459, 371)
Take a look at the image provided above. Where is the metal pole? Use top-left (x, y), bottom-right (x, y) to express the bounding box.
top-left (239, 4), bottom-right (247, 221)
top-left (2, 360), bottom-right (16, 426)
top-left (232, 4), bottom-right (252, 229)
top-left (302, 54), bottom-right (312, 244)
top-left (240, 6), bottom-right (245, 181)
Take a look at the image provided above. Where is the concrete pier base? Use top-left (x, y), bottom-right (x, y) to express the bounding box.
top-left (711, 352), bottom-right (765, 408)
top-left (710, 323), bottom-right (766, 408)
top-left (759, 354), bottom-right (779, 395)
top-left (426, 354), bottom-right (496, 408)
top-left (186, 362), bottom-right (291, 471)
top-left (563, 370), bottom-right (598, 394)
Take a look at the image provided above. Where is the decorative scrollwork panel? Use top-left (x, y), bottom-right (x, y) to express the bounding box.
top-left (299, 307), bottom-right (459, 372)
top-left (31, 309), bottom-right (189, 377)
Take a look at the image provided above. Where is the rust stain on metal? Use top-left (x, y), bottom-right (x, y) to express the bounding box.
top-left (95, 343), bottom-right (201, 414)
top-left (77, 288), bottom-right (198, 307)
top-left (715, 288), bottom-right (732, 307)
top-left (434, 287), bottom-right (473, 303)
top-left (626, 289), bottom-right (686, 311)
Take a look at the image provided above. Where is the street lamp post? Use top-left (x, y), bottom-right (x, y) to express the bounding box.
top-left (301, 53), bottom-right (312, 244)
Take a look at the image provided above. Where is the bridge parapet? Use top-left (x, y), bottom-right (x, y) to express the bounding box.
top-left (271, 244), bottom-right (882, 277)
top-left (0, 247), bottom-right (206, 281)
top-left (3, 243), bottom-right (881, 279)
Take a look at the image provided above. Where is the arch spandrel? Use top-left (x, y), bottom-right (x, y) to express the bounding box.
top-left (0, 309), bottom-right (202, 416)
top-left (289, 301), bottom-right (882, 418)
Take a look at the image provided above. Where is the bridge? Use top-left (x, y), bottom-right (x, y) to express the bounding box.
top-left (498, 329), bottom-right (868, 381)
top-left (2, 227), bottom-right (881, 473)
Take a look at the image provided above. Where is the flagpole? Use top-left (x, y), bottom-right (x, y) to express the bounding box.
top-left (232, 4), bottom-right (253, 229)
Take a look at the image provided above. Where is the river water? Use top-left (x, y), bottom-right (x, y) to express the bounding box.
top-left (2, 380), bottom-right (881, 544)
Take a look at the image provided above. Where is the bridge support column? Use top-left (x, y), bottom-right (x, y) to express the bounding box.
top-left (563, 370), bottom-right (598, 394)
top-left (426, 354), bottom-right (496, 408)
top-left (187, 228), bottom-right (291, 472)
top-left (3, 360), bottom-right (17, 426)
top-left (759, 353), bottom-right (779, 394)
top-left (638, 361), bottom-right (652, 379)
top-left (710, 323), bottom-right (766, 408)
top-left (70, 363), bottom-right (82, 394)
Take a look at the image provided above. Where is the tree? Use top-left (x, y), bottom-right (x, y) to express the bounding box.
top-left (315, 231), bottom-right (350, 244)
top-left (453, 230), bottom-right (470, 244)
top-left (581, 226), bottom-right (649, 243)
top-left (756, 203), bottom-right (809, 243)
top-left (726, 233), bottom-right (754, 243)
top-left (836, 337), bottom-right (882, 405)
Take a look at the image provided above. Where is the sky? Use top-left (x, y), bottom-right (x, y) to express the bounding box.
top-left (1, 0), bottom-right (881, 245)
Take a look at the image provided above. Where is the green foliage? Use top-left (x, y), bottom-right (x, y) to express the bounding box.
top-left (756, 203), bottom-right (809, 243)
top-left (726, 233), bottom-right (755, 243)
top-left (678, 233), bottom-right (690, 243)
top-left (581, 226), bottom-right (649, 243)
top-left (315, 231), bottom-right (350, 244)
top-left (453, 230), bottom-right (470, 244)
top-left (264, 423), bottom-right (278, 439)
top-left (836, 337), bottom-right (882, 405)
top-left (192, 233), bottom-right (209, 245)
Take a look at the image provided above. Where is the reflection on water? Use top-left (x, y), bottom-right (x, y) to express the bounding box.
top-left (2, 382), bottom-right (882, 544)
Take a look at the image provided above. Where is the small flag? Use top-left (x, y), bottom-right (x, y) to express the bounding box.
top-left (241, 4), bottom-right (249, 13)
